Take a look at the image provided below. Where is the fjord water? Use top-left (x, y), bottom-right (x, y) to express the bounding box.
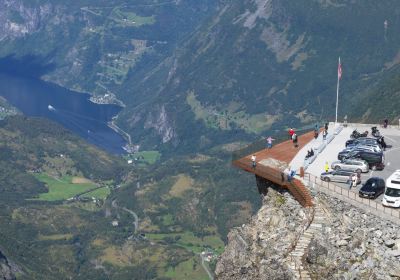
top-left (0, 73), bottom-right (127, 154)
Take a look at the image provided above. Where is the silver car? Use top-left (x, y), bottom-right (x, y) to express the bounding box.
top-left (320, 170), bottom-right (361, 184)
top-left (331, 159), bottom-right (369, 173)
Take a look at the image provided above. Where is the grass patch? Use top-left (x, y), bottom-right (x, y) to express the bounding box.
top-left (111, 8), bottom-right (156, 27)
top-left (71, 177), bottom-right (93, 184)
top-left (82, 187), bottom-right (110, 199)
top-left (100, 246), bottom-right (131, 267)
top-left (165, 257), bottom-right (208, 280)
top-left (187, 91), bottom-right (280, 133)
top-left (169, 174), bottom-right (194, 197)
top-left (34, 173), bottom-right (97, 201)
top-left (38, 234), bottom-right (73, 241)
top-left (146, 231), bottom-right (225, 255)
top-left (125, 150), bottom-right (161, 165)
top-left (162, 214), bottom-right (174, 226)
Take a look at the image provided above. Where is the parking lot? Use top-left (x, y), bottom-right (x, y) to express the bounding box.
top-left (306, 124), bottom-right (400, 201)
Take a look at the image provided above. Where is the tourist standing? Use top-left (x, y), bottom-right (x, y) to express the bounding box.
top-left (324, 161), bottom-right (329, 173)
top-left (286, 166), bottom-right (293, 182)
top-left (323, 129), bottom-right (327, 140)
top-left (289, 128), bottom-right (295, 140)
top-left (352, 174), bottom-right (357, 189)
top-left (266, 136), bottom-right (275, 149)
top-left (348, 175), bottom-right (353, 189)
top-left (381, 136), bottom-right (387, 151)
top-left (251, 154), bottom-right (256, 169)
top-left (292, 133), bottom-right (298, 148)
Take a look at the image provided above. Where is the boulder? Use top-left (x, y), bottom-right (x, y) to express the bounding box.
top-left (337, 240), bottom-right (348, 247)
top-left (306, 239), bottom-right (328, 264)
top-left (385, 239), bottom-right (396, 248)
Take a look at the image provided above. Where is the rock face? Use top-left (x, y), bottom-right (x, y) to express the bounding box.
top-left (215, 188), bottom-right (311, 280)
top-left (0, 250), bottom-right (16, 280)
top-left (0, 0), bottom-right (54, 39)
top-left (216, 187), bottom-right (400, 279)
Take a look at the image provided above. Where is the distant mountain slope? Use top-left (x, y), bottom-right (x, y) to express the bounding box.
top-left (0, 0), bottom-right (216, 97)
top-left (0, 116), bottom-right (261, 279)
top-left (117, 0), bottom-right (400, 151)
top-left (2, 0), bottom-right (400, 152)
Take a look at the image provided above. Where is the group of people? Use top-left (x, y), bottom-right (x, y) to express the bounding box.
top-left (313, 122), bottom-right (329, 140)
top-left (305, 148), bottom-right (314, 160)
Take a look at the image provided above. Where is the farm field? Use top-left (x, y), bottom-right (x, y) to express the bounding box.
top-left (34, 174), bottom-right (100, 201)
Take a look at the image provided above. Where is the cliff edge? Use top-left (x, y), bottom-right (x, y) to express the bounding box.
top-left (216, 184), bottom-right (400, 279)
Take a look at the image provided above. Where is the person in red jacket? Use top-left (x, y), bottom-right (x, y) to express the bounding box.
top-left (288, 128), bottom-right (295, 139)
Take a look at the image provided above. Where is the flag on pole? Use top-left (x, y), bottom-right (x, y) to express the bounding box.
top-left (338, 58), bottom-right (342, 80)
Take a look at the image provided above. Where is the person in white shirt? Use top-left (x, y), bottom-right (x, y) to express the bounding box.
top-left (251, 154), bottom-right (256, 168)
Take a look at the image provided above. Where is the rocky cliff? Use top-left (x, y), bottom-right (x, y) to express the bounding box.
top-left (216, 183), bottom-right (400, 279)
top-left (0, 250), bottom-right (17, 280)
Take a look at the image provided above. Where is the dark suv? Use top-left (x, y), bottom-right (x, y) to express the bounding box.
top-left (346, 137), bottom-right (380, 148)
top-left (359, 177), bottom-right (385, 199)
top-left (344, 150), bottom-right (384, 170)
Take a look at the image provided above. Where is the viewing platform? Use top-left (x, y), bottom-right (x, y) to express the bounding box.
top-left (232, 129), bottom-right (317, 207)
top-left (233, 122), bottom-right (400, 225)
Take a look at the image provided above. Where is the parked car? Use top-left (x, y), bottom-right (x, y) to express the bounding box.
top-left (346, 137), bottom-right (380, 148)
top-left (359, 144), bottom-right (382, 152)
top-left (320, 170), bottom-right (361, 184)
top-left (344, 150), bottom-right (384, 170)
top-left (359, 177), bottom-right (385, 199)
top-left (382, 170), bottom-right (400, 208)
top-left (331, 159), bottom-right (369, 173)
top-left (338, 146), bottom-right (381, 160)
top-left (346, 142), bottom-right (382, 152)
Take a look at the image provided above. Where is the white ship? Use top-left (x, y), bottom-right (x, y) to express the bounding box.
top-left (48, 104), bottom-right (55, 111)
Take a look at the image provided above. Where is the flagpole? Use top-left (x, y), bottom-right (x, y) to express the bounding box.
top-left (335, 57), bottom-right (340, 127)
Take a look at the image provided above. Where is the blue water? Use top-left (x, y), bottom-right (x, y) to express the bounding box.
top-left (0, 72), bottom-right (127, 154)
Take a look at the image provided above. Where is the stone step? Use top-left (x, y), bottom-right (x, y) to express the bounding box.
top-left (290, 252), bottom-right (304, 257)
top-left (300, 273), bottom-right (311, 279)
top-left (310, 223), bottom-right (322, 228)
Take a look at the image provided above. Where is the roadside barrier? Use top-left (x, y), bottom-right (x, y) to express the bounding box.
top-left (303, 173), bottom-right (400, 225)
top-left (303, 124), bottom-right (344, 170)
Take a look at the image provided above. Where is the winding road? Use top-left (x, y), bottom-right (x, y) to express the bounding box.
top-left (111, 199), bottom-right (138, 233)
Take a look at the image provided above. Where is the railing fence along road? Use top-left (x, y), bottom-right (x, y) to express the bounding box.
top-left (303, 173), bottom-right (400, 225)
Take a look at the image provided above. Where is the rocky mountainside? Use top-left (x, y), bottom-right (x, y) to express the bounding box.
top-left (0, 250), bottom-right (17, 280)
top-left (0, 0), bottom-right (216, 96)
top-left (216, 184), bottom-right (400, 279)
top-left (2, 1), bottom-right (400, 152)
top-left (117, 0), bottom-right (400, 151)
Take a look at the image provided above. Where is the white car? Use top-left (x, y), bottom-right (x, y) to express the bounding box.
top-left (331, 159), bottom-right (369, 173)
top-left (382, 170), bottom-right (400, 208)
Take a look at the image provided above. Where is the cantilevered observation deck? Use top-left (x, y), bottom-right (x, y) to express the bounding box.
top-left (232, 130), bottom-right (317, 207)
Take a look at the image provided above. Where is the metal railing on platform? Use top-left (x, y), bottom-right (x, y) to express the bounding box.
top-left (234, 158), bottom-right (313, 207)
top-left (231, 123), bottom-right (326, 162)
top-left (303, 173), bottom-right (400, 224)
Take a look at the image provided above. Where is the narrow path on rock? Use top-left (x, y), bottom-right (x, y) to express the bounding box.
top-left (286, 198), bottom-right (327, 279)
